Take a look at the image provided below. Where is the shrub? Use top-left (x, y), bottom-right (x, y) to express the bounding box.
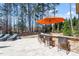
top-left (63, 20), bottom-right (72, 36)
top-left (74, 30), bottom-right (79, 37)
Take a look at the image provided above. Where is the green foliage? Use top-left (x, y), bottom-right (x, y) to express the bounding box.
top-left (62, 17), bottom-right (79, 36)
top-left (74, 31), bottom-right (79, 37)
top-left (63, 20), bottom-right (72, 36)
top-left (42, 25), bottom-right (52, 33)
top-left (59, 23), bottom-right (64, 32)
top-left (53, 22), bottom-right (64, 33)
top-left (47, 25), bottom-right (52, 33)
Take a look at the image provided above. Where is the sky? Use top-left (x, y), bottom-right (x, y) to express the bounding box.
top-left (0, 3), bottom-right (78, 27)
top-left (0, 3), bottom-right (77, 19)
top-left (49, 3), bottom-right (77, 19)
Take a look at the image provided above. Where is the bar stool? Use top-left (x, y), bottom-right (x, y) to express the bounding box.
top-left (45, 36), bottom-right (55, 48)
top-left (58, 37), bottom-right (70, 55)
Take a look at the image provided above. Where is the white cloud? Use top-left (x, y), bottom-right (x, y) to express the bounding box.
top-left (72, 5), bottom-right (75, 9)
top-left (49, 10), bottom-right (53, 13)
top-left (56, 10), bottom-right (77, 19)
top-left (66, 11), bottom-right (74, 16)
top-left (64, 10), bottom-right (77, 19)
top-left (44, 9), bottom-right (77, 19)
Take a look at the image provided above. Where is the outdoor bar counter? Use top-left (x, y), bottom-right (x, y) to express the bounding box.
top-left (40, 33), bottom-right (79, 41)
top-left (38, 33), bottom-right (79, 54)
top-left (52, 35), bottom-right (79, 41)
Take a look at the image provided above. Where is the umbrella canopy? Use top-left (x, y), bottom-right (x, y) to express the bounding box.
top-left (36, 17), bottom-right (64, 24)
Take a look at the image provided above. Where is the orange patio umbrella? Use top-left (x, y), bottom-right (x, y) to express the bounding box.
top-left (36, 17), bottom-right (64, 25)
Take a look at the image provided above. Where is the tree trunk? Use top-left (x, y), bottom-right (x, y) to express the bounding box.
top-left (8, 4), bottom-right (12, 34)
top-left (78, 13), bottom-right (79, 30)
top-left (5, 4), bottom-right (9, 34)
top-left (28, 4), bottom-right (32, 32)
top-left (52, 4), bottom-right (56, 32)
top-left (70, 4), bottom-right (74, 35)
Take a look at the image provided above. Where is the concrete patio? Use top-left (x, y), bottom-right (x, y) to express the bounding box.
top-left (0, 35), bottom-right (79, 56)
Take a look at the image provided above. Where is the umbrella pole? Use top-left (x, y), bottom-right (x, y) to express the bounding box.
top-left (44, 24), bottom-right (45, 33)
top-left (52, 24), bottom-right (54, 33)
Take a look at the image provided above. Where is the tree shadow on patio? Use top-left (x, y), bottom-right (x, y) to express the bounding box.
top-left (0, 46), bottom-right (10, 49)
